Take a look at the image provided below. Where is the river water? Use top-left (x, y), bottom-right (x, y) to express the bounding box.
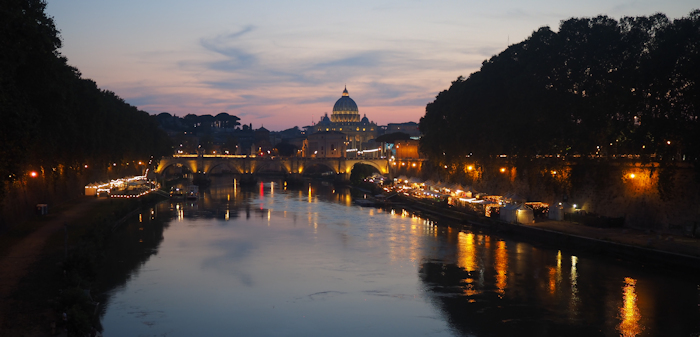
top-left (96, 176), bottom-right (700, 336)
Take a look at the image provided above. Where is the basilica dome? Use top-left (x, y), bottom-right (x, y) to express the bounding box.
top-left (331, 87), bottom-right (360, 123)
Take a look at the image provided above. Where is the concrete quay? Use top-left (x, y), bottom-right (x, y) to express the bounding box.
top-left (399, 197), bottom-right (700, 270)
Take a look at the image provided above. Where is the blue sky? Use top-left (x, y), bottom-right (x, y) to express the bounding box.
top-left (46, 0), bottom-right (697, 130)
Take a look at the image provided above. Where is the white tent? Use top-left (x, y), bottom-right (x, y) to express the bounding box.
top-left (515, 204), bottom-right (535, 224)
top-left (501, 204), bottom-right (517, 223)
top-left (548, 203), bottom-right (564, 221)
top-left (502, 204), bottom-right (534, 224)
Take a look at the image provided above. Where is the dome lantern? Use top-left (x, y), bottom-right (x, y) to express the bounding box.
top-left (331, 87), bottom-right (359, 123)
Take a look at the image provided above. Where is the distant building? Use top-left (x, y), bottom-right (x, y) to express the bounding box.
top-left (395, 139), bottom-right (423, 159)
top-left (271, 126), bottom-right (305, 153)
top-left (305, 87), bottom-right (379, 152)
top-left (253, 126), bottom-right (273, 155)
top-left (303, 131), bottom-right (346, 158)
top-left (386, 122), bottom-right (421, 138)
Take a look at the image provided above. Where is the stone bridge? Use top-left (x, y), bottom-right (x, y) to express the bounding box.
top-left (154, 155), bottom-right (392, 177)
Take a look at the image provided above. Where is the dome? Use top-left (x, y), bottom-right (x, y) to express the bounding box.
top-left (360, 114), bottom-right (369, 124)
top-left (331, 86), bottom-right (360, 123)
top-left (319, 113), bottom-right (331, 125)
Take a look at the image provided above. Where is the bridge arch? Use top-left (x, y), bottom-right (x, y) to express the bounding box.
top-left (155, 156), bottom-right (392, 178)
top-left (157, 161), bottom-right (196, 177)
top-left (301, 162), bottom-right (337, 175)
top-left (206, 162), bottom-right (242, 175)
top-left (345, 159), bottom-right (388, 175)
top-left (253, 160), bottom-right (290, 175)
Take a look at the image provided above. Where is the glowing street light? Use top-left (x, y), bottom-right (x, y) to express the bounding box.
top-left (29, 171), bottom-right (38, 178)
top-left (500, 167), bottom-right (506, 173)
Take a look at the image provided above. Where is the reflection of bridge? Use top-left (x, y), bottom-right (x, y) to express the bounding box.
top-left (155, 155), bottom-right (392, 176)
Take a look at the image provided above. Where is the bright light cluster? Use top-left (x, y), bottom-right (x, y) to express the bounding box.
top-left (85, 172), bottom-right (159, 198)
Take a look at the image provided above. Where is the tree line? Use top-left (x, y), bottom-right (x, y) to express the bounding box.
top-left (156, 112), bottom-right (242, 133)
top-left (0, 0), bottom-right (172, 204)
top-left (419, 11), bottom-right (700, 170)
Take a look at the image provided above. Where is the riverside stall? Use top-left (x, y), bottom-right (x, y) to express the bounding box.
top-left (85, 175), bottom-right (159, 199)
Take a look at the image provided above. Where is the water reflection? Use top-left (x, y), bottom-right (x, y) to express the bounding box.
top-left (98, 175), bottom-right (700, 337)
top-left (618, 277), bottom-right (643, 337)
top-left (94, 206), bottom-right (168, 320)
top-left (494, 240), bottom-right (508, 296)
top-left (418, 225), bottom-right (699, 336)
top-left (570, 256), bottom-right (579, 319)
top-left (457, 232), bottom-right (478, 272)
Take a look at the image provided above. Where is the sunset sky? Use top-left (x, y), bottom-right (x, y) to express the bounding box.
top-left (46, 1), bottom-right (697, 130)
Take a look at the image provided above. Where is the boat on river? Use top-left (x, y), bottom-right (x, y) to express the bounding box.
top-left (170, 187), bottom-right (184, 199)
top-left (186, 185), bottom-right (199, 200)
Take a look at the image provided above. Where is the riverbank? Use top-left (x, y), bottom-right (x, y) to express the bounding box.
top-left (395, 194), bottom-right (700, 270)
top-left (0, 194), bottom-right (165, 336)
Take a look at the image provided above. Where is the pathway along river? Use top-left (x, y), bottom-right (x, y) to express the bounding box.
top-left (94, 176), bottom-right (699, 336)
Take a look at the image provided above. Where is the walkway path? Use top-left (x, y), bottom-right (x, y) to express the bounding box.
top-left (530, 219), bottom-right (700, 259)
top-left (0, 197), bottom-right (106, 336)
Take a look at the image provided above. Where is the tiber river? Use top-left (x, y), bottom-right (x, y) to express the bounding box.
top-left (95, 176), bottom-right (699, 337)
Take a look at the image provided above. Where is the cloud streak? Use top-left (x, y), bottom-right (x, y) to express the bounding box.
top-left (46, 0), bottom-right (699, 129)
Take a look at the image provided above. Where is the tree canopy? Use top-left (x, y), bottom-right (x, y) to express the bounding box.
top-left (0, 0), bottom-right (172, 203)
top-left (375, 132), bottom-right (411, 143)
top-left (419, 11), bottom-right (700, 168)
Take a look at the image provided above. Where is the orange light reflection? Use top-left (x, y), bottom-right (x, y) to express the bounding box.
top-left (494, 241), bottom-right (508, 296)
top-left (617, 277), bottom-right (643, 337)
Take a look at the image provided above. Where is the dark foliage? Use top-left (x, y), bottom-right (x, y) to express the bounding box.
top-left (0, 0), bottom-right (172, 204)
top-left (420, 11), bottom-right (700, 169)
top-left (274, 142), bottom-right (299, 156)
top-left (375, 132), bottom-right (411, 143)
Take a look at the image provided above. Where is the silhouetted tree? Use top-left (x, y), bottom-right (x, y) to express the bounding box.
top-left (420, 10), bottom-right (700, 172)
top-left (375, 132), bottom-right (411, 143)
top-left (274, 142), bottom-right (298, 156)
top-left (0, 0), bottom-right (172, 207)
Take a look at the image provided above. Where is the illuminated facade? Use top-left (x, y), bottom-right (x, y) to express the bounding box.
top-left (395, 139), bottom-right (423, 159)
top-left (306, 87), bottom-right (379, 151)
top-left (302, 131), bottom-right (346, 158)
